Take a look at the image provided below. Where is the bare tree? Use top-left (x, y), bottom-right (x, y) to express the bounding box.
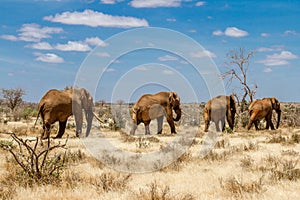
top-left (222, 47), bottom-right (257, 112)
top-left (1, 88), bottom-right (26, 112)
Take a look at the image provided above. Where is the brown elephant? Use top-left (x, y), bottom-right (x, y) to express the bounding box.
top-left (130, 91), bottom-right (181, 135)
top-left (247, 97), bottom-right (281, 130)
top-left (35, 88), bottom-right (94, 139)
top-left (203, 95), bottom-right (236, 132)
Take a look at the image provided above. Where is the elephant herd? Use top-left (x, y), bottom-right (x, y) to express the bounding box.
top-left (34, 88), bottom-right (281, 139)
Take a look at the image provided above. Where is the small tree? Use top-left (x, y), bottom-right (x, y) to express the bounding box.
top-left (222, 47), bottom-right (257, 112)
top-left (1, 88), bottom-right (26, 112)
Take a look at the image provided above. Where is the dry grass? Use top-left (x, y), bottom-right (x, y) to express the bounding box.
top-left (131, 181), bottom-right (195, 200)
top-left (0, 125), bottom-right (299, 199)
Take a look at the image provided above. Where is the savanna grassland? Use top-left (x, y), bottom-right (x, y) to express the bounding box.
top-left (0, 102), bottom-right (300, 200)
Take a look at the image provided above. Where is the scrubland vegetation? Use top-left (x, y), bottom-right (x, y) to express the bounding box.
top-left (0, 102), bottom-right (299, 200)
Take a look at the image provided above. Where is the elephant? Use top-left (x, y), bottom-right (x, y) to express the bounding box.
top-left (34, 88), bottom-right (95, 139)
top-left (203, 95), bottom-right (236, 132)
top-left (130, 91), bottom-right (181, 135)
top-left (247, 97), bottom-right (281, 130)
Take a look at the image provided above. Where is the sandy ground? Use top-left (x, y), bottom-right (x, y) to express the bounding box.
top-left (0, 121), bottom-right (300, 200)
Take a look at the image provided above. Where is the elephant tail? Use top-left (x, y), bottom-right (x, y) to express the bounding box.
top-left (33, 104), bottom-right (43, 128)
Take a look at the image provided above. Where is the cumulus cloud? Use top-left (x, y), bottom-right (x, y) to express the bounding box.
top-left (190, 50), bottom-right (216, 58)
top-left (263, 68), bottom-right (272, 73)
top-left (195, 1), bottom-right (205, 6)
top-left (26, 42), bottom-right (53, 50)
top-left (85, 37), bottom-right (107, 46)
top-left (44, 9), bottom-right (149, 28)
top-left (213, 27), bottom-right (248, 38)
top-left (283, 30), bottom-right (299, 36)
top-left (55, 41), bottom-right (91, 52)
top-left (0, 35), bottom-right (18, 41)
top-left (18, 23), bottom-right (63, 42)
top-left (261, 33), bottom-right (270, 37)
top-left (162, 69), bottom-right (174, 75)
top-left (158, 55), bottom-right (178, 61)
top-left (100, 0), bottom-right (122, 4)
top-left (258, 51), bottom-right (298, 66)
top-left (130, 0), bottom-right (181, 8)
top-left (1, 24), bottom-right (63, 42)
top-left (34, 52), bottom-right (64, 63)
top-left (212, 30), bottom-right (223, 36)
top-left (224, 27), bottom-right (248, 37)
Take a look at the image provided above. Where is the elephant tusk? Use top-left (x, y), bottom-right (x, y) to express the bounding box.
top-left (93, 112), bottom-right (105, 124)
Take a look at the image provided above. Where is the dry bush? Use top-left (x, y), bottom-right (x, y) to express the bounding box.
top-left (161, 151), bottom-right (192, 172)
top-left (1, 133), bottom-right (67, 187)
top-left (240, 155), bottom-right (254, 169)
top-left (119, 130), bottom-right (160, 144)
top-left (97, 171), bottom-right (131, 192)
top-left (219, 175), bottom-right (264, 197)
top-left (267, 133), bottom-right (300, 145)
top-left (270, 158), bottom-right (300, 181)
top-left (254, 155), bottom-right (300, 182)
top-left (132, 181), bottom-right (195, 200)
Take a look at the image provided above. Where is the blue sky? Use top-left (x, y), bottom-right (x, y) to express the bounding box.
top-left (0, 0), bottom-right (299, 103)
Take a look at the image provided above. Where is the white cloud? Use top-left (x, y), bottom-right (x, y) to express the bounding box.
top-left (130, 0), bottom-right (181, 8)
top-left (158, 55), bottom-right (178, 61)
top-left (85, 37), bottom-right (107, 46)
top-left (195, 1), bottom-right (205, 6)
top-left (258, 51), bottom-right (298, 66)
top-left (162, 70), bottom-right (174, 75)
top-left (261, 33), bottom-right (270, 37)
top-left (18, 23), bottom-right (63, 42)
top-left (95, 52), bottom-right (110, 57)
top-left (190, 50), bottom-right (216, 58)
top-left (55, 41), bottom-right (91, 52)
top-left (100, 0), bottom-right (120, 4)
top-left (26, 42), bottom-right (53, 50)
top-left (0, 34), bottom-right (18, 41)
top-left (135, 66), bottom-right (150, 71)
top-left (263, 68), bottom-right (272, 73)
top-left (213, 27), bottom-right (248, 37)
top-left (224, 27), bottom-right (248, 37)
top-left (256, 46), bottom-right (284, 52)
top-left (256, 47), bottom-right (274, 52)
top-left (283, 30), bottom-right (298, 36)
top-left (44, 9), bottom-right (149, 28)
top-left (34, 52), bottom-right (64, 63)
top-left (212, 30), bottom-right (223, 36)
top-left (166, 18), bottom-right (176, 22)
top-left (105, 68), bottom-right (116, 72)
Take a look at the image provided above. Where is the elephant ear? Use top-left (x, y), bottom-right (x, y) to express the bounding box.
top-left (229, 94), bottom-right (236, 111)
top-left (80, 88), bottom-right (93, 110)
top-left (169, 92), bottom-right (179, 106)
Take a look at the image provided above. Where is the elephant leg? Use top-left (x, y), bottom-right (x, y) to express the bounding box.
top-left (204, 120), bottom-right (210, 132)
top-left (221, 118), bottom-right (226, 132)
top-left (254, 120), bottom-right (259, 130)
top-left (215, 120), bottom-right (221, 132)
top-left (166, 117), bottom-right (176, 134)
top-left (247, 114), bottom-right (256, 130)
top-left (266, 114), bottom-right (275, 130)
top-left (41, 122), bottom-right (51, 139)
top-left (55, 121), bottom-right (67, 138)
top-left (130, 123), bottom-right (137, 135)
top-left (157, 116), bottom-right (164, 134)
top-left (144, 121), bottom-right (151, 135)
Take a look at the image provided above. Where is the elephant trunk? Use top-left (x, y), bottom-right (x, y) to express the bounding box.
top-left (173, 106), bottom-right (181, 121)
top-left (85, 107), bottom-right (94, 137)
top-left (276, 109), bottom-right (281, 129)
